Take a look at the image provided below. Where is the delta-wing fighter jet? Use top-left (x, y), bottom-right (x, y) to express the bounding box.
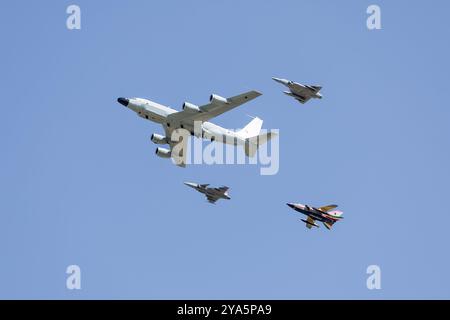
top-left (184, 182), bottom-right (231, 204)
top-left (286, 203), bottom-right (343, 230)
top-left (272, 77), bottom-right (322, 104)
top-left (117, 90), bottom-right (276, 167)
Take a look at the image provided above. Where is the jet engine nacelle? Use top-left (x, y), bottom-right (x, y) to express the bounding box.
top-left (182, 102), bottom-right (201, 113)
top-left (209, 94), bottom-right (228, 105)
top-left (155, 147), bottom-right (171, 158)
top-left (151, 133), bottom-right (167, 145)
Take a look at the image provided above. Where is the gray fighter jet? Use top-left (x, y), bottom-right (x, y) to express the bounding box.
top-left (272, 77), bottom-right (322, 104)
top-left (184, 182), bottom-right (231, 204)
top-left (286, 203), bottom-right (343, 230)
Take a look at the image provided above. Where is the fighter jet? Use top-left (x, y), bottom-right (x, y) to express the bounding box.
top-left (286, 203), bottom-right (343, 230)
top-left (117, 90), bottom-right (276, 167)
top-left (184, 182), bottom-right (231, 204)
top-left (272, 77), bottom-right (322, 104)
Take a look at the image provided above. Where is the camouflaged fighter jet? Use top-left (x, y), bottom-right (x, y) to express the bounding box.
top-left (286, 203), bottom-right (343, 230)
top-left (184, 182), bottom-right (230, 204)
top-left (272, 77), bottom-right (322, 104)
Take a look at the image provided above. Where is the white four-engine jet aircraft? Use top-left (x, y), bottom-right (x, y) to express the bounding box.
top-left (117, 91), bottom-right (276, 167)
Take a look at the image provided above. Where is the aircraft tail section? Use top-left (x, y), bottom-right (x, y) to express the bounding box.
top-left (237, 117), bottom-right (263, 139)
top-left (236, 117), bottom-right (278, 157)
top-left (328, 210), bottom-right (344, 218)
top-left (323, 221), bottom-right (336, 230)
top-left (323, 212), bottom-right (343, 229)
top-left (244, 131), bottom-right (278, 157)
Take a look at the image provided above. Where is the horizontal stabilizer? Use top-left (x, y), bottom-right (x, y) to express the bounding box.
top-left (244, 131), bottom-right (278, 157)
top-left (323, 221), bottom-right (336, 230)
top-left (255, 131), bottom-right (278, 146)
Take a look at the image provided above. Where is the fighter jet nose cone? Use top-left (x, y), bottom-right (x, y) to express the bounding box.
top-left (272, 77), bottom-right (287, 85)
top-left (286, 203), bottom-right (295, 208)
top-left (117, 97), bottom-right (129, 107)
top-left (184, 182), bottom-right (196, 188)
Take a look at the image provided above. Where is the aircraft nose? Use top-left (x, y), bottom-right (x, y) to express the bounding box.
top-left (184, 182), bottom-right (197, 188)
top-left (272, 77), bottom-right (288, 85)
top-left (117, 97), bottom-right (129, 107)
top-left (286, 203), bottom-right (296, 209)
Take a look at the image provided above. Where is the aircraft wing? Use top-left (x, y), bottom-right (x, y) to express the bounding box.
top-left (294, 95), bottom-right (310, 104)
top-left (206, 194), bottom-right (219, 204)
top-left (216, 186), bottom-right (229, 192)
top-left (289, 84), bottom-right (317, 104)
top-left (306, 216), bottom-right (316, 229)
top-left (167, 90), bottom-right (262, 125)
top-left (163, 125), bottom-right (188, 167)
top-left (318, 204), bottom-right (338, 212)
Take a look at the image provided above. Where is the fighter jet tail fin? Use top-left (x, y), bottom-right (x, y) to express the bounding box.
top-left (328, 210), bottom-right (344, 218)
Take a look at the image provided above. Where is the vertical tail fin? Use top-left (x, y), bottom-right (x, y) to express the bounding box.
top-left (323, 211), bottom-right (343, 230)
top-left (238, 117), bottom-right (278, 157)
top-left (237, 117), bottom-right (263, 139)
top-left (328, 210), bottom-right (344, 218)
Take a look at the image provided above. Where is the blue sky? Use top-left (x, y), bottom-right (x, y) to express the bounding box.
top-left (1, 0), bottom-right (450, 299)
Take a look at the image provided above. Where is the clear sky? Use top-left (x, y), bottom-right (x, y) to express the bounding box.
top-left (1, 0), bottom-right (449, 299)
